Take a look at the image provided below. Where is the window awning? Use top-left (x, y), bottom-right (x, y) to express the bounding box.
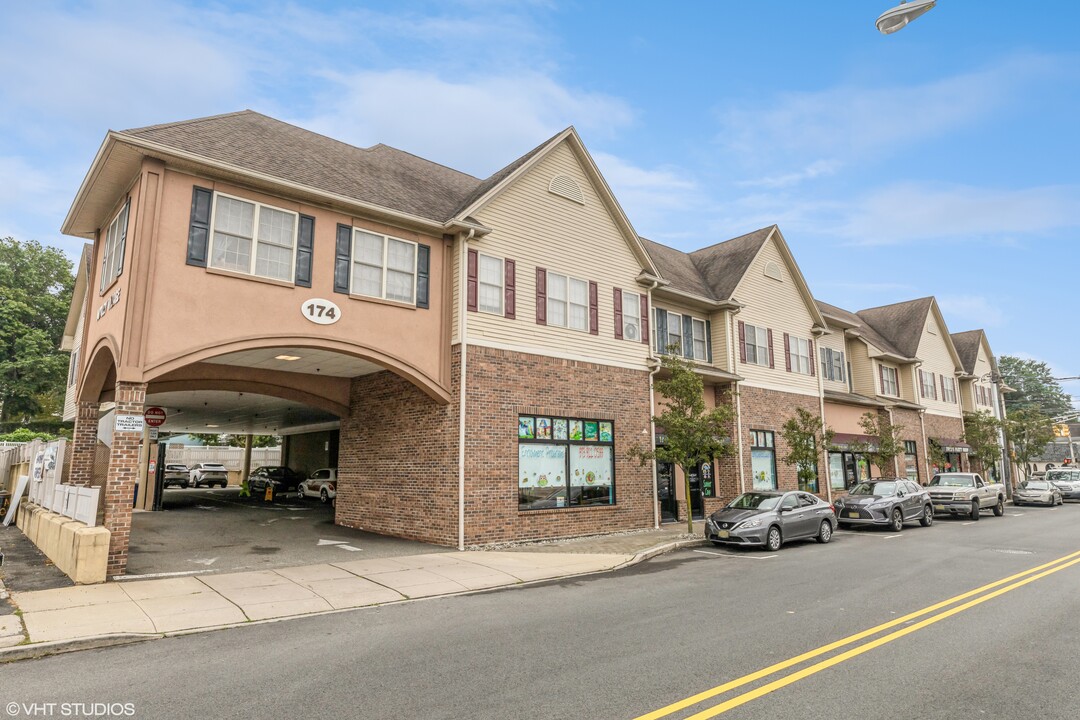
top-left (831, 433), bottom-right (878, 451)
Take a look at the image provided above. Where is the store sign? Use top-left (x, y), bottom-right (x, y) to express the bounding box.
top-left (114, 414), bottom-right (144, 433)
top-left (301, 298), bottom-right (341, 325)
top-left (96, 288), bottom-right (122, 320)
top-left (943, 445), bottom-right (970, 454)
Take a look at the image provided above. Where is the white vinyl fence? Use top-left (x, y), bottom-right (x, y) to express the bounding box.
top-left (164, 445), bottom-right (281, 471)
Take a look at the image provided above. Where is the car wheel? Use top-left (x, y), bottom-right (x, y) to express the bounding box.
top-left (765, 526), bottom-right (782, 552)
top-left (816, 520), bottom-right (832, 544)
top-left (993, 498), bottom-right (1004, 517)
top-left (890, 508), bottom-right (903, 532)
top-left (919, 504), bottom-right (934, 527)
top-left (970, 500), bottom-right (981, 521)
top-left (320, 488), bottom-right (330, 504)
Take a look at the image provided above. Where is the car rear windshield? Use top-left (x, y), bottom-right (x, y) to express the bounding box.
top-left (727, 493), bottom-right (781, 510)
top-left (929, 475), bottom-right (973, 487)
top-left (850, 481), bottom-right (896, 496)
top-left (203, 464), bottom-right (226, 471)
top-left (1022, 481), bottom-right (1050, 490)
top-left (1046, 471), bottom-right (1080, 482)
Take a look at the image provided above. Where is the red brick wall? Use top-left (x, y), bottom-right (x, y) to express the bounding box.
top-left (69, 401), bottom-right (99, 487)
top-left (104, 381), bottom-right (146, 576)
top-left (889, 407), bottom-right (928, 482)
top-left (462, 346), bottom-right (654, 545)
top-left (923, 412), bottom-right (968, 473)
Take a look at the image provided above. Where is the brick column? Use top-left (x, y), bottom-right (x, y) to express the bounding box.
top-left (103, 381), bottom-right (147, 577)
top-left (69, 401), bottom-right (100, 487)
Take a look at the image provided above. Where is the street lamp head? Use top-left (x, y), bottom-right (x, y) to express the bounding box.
top-left (876, 0), bottom-right (937, 35)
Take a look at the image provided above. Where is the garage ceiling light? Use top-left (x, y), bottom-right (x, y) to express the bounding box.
top-left (275, 354), bottom-right (302, 361)
top-left (206, 424), bottom-right (219, 428)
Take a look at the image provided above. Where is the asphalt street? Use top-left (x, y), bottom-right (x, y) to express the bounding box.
top-left (3, 502), bottom-right (1079, 720)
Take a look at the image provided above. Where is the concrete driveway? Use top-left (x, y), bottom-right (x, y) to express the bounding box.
top-left (127, 486), bottom-right (450, 578)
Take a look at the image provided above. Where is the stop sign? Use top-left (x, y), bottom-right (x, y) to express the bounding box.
top-left (144, 406), bottom-right (167, 427)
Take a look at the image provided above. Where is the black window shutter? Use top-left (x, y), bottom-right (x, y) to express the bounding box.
top-left (186, 187), bottom-right (213, 267)
top-left (294, 214), bottom-right (314, 288)
top-left (334, 224), bottom-right (352, 294)
top-left (705, 320), bottom-right (713, 363)
top-left (682, 315), bottom-right (693, 358)
top-left (416, 244), bottom-right (430, 308)
top-left (655, 309), bottom-right (668, 353)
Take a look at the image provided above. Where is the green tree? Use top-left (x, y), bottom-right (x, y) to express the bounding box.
top-left (1005, 407), bottom-right (1055, 481)
top-left (0, 237), bottom-right (75, 423)
top-left (0, 427), bottom-right (57, 443)
top-left (780, 408), bottom-right (834, 493)
top-left (962, 410), bottom-right (1002, 474)
top-left (849, 412), bottom-right (905, 476)
top-left (998, 356), bottom-right (1073, 417)
top-left (632, 348), bottom-right (736, 534)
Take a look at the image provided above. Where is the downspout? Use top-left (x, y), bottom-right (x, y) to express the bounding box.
top-left (457, 228), bottom-right (474, 551)
top-left (815, 335), bottom-right (830, 504)
top-left (645, 280), bottom-right (660, 529)
top-left (730, 308), bottom-right (746, 494)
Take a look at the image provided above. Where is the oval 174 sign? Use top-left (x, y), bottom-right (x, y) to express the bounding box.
top-left (301, 298), bottom-right (341, 325)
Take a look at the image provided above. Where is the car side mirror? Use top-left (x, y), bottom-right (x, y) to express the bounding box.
top-left (779, 506), bottom-right (793, 513)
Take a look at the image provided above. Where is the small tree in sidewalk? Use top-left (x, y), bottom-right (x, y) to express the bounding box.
top-left (849, 411), bottom-right (905, 477)
top-left (963, 410), bottom-right (1003, 476)
top-left (1005, 407), bottom-right (1054, 482)
top-left (631, 347), bottom-right (736, 534)
top-left (781, 408), bottom-right (835, 493)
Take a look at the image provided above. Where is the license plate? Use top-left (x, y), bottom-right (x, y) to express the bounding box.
top-left (848, 511), bottom-right (860, 518)
top-left (934, 504), bottom-right (945, 511)
top-left (718, 530), bottom-right (730, 539)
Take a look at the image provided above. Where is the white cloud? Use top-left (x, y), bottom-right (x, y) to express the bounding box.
top-left (938, 295), bottom-right (1006, 328)
top-left (298, 70), bottom-right (633, 177)
top-left (736, 160), bottom-right (841, 189)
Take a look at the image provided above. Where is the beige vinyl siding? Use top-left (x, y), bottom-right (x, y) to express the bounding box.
top-left (62, 296), bottom-right (86, 422)
top-left (916, 315), bottom-right (962, 418)
top-left (712, 309), bottom-right (731, 372)
top-left (729, 236), bottom-right (819, 395)
top-left (960, 379), bottom-right (976, 413)
top-left (972, 342), bottom-right (1001, 419)
top-left (450, 235), bottom-right (462, 342)
top-left (466, 141), bottom-right (650, 368)
top-left (816, 328), bottom-right (848, 393)
top-left (849, 342), bottom-right (876, 396)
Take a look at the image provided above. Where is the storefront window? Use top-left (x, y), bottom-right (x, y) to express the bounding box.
top-left (750, 430), bottom-right (777, 490)
top-left (829, 452), bottom-right (846, 490)
top-left (519, 415), bottom-right (615, 510)
top-left (904, 440), bottom-right (919, 483)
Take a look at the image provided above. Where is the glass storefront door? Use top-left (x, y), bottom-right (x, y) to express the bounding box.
top-left (657, 462), bottom-right (677, 522)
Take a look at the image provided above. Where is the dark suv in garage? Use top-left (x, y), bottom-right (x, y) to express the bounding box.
top-left (247, 466), bottom-right (305, 493)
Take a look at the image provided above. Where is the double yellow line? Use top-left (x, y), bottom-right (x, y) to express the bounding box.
top-left (635, 548), bottom-right (1080, 720)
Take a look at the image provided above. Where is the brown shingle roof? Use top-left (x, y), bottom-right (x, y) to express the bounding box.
top-left (815, 300), bottom-right (909, 359)
top-left (121, 110), bottom-right (486, 223)
top-left (640, 237), bottom-right (718, 299)
top-left (856, 297), bottom-right (935, 359)
top-left (951, 330), bottom-right (984, 375)
top-left (640, 226), bottom-right (773, 302)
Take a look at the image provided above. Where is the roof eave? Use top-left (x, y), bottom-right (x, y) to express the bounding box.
top-left (653, 285), bottom-right (741, 312)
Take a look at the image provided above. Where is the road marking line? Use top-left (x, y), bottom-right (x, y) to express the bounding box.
top-left (680, 556), bottom-right (1080, 719)
top-left (692, 550), bottom-right (776, 560)
top-left (633, 548), bottom-right (1080, 720)
top-left (960, 521), bottom-right (978, 525)
top-left (834, 531), bottom-right (901, 540)
top-left (338, 545), bottom-right (362, 552)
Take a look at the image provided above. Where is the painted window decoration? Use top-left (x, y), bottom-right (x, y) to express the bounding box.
top-left (518, 417), bottom-right (535, 439)
top-left (750, 430), bottom-right (777, 490)
top-left (519, 415), bottom-right (615, 510)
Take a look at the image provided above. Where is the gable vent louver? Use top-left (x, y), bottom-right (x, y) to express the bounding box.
top-left (548, 175), bottom-right (585, 205)
top-left (764, 261), bottom-right (783, 281)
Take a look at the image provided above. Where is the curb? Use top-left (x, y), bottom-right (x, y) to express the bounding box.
top-left (616, 536), bottom-right (708, 569)
top-left (0, 633), bottom-right (157, 664)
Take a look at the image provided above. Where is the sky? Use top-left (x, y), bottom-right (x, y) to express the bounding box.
top-left (1, 0), bottom-right (1077, 408)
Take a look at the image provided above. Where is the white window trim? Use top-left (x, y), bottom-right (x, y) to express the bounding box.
top-left (744, 323), bottom-right (770, 367)
top-left (919, 369), bottom-right (936, 400)
top-left (789, 336), bottom-right (811, 375)
top-left (881, 365), bottom-right (899, 396)
top-left (942, 376), bottom-right (957, 403)
top-left (99, 202), bottom-right (129, 292)
top-left (622, 290), bottom-right (641, 342)
top-left (666, 311), bottom-right (683, 354)
top-left (477, 252), bottom-right (504, 316)
top-left (820, 347), bottom-right (845, 383)
top-left (208, 191), bottom-right (299, 283)
top-left (350, 228), bottom-right (419, 304)
top-left (691, 318), bottom-right (707, 361)
top-left (547, 271), bottom-right (589, 332)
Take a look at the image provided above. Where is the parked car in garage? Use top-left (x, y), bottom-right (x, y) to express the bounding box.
top-left (1013, 479), bottom-right (1063, 506)
top-left (834, 478), bottom-right (934, 531)
top-left (247, 466), bottom-right (305, 494)
top-left (705, 491), bottom-right (836, 551)
top-left (298, 468), bottom-right (337, 503)
top-left (1045, 468), bottom-right (1080, 501)
top-left (163, 463), bottom-right (190, 489)
top-left (189, 462), bottom-right (229, 488)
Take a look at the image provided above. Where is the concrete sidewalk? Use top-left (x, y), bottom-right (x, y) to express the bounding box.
top-left (0, 523), bottom-right (704, 658)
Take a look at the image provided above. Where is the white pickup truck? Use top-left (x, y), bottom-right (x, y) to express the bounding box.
top-left (926, 472), bottom-right (1005, 520)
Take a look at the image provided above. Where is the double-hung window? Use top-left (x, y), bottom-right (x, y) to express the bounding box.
top-left (622, 291), bottom-right (641, 341)
top-left (100, 201), bottom-right (130, 291)
top-left (744, 323), bottom-right (770, 367)
top-left (665, 312), bottom-right (683, 354)
top-left (820, 347), bottom-right (845, 382)
top-left (919, 369), bottom-right (937, 400)
top-left (547, 272), bottom-right (589, 331)
top-left (210, 194), bottom-right (298, 282)
top-left (881, 365), bottom-right (899, 396)
top-left (352, 229), bottom-right (417, 303)
top-left (477, 254), bottom-right (504, 315)
top-left (788, 336), bottom-right (811, 374)
top-left (691, 318), bottom-right (707, 360)
top-left (941, 375), bottom-right (957, 403)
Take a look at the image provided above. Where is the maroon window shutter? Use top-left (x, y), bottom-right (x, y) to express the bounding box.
top-left (879, 365), bottom-right (885, 393)
top-left (535, 267), bottom-right (547, 325)
top-left (767, 328), bottom-right (775, 368)
top-left (939, 374), bottom-right (945, 401)
top-left (589, 281), bottom-right (598, 335)
top-left (613, 287), bottom-right (623, 339)
top-left (466, 249), bottom-right (478, 312)
top-left (504, 259), bottom-right (516, 319)
top-left (738, 321), bottom-right (747, 362)
top-left (808, 339), bottom-right (815, 376)
top-left (640, 295), bottom-right (649, 345)
top-left (783, 333), bottom-right (792, 372)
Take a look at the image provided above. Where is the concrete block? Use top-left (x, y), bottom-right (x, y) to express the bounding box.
top-left (71, 526), bottom-right (109, 584)
top-left (57, 520), bottom-right (84, 576)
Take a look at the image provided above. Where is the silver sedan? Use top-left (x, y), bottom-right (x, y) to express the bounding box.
top-left (1013, 480), bottom-right (1063, 507)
